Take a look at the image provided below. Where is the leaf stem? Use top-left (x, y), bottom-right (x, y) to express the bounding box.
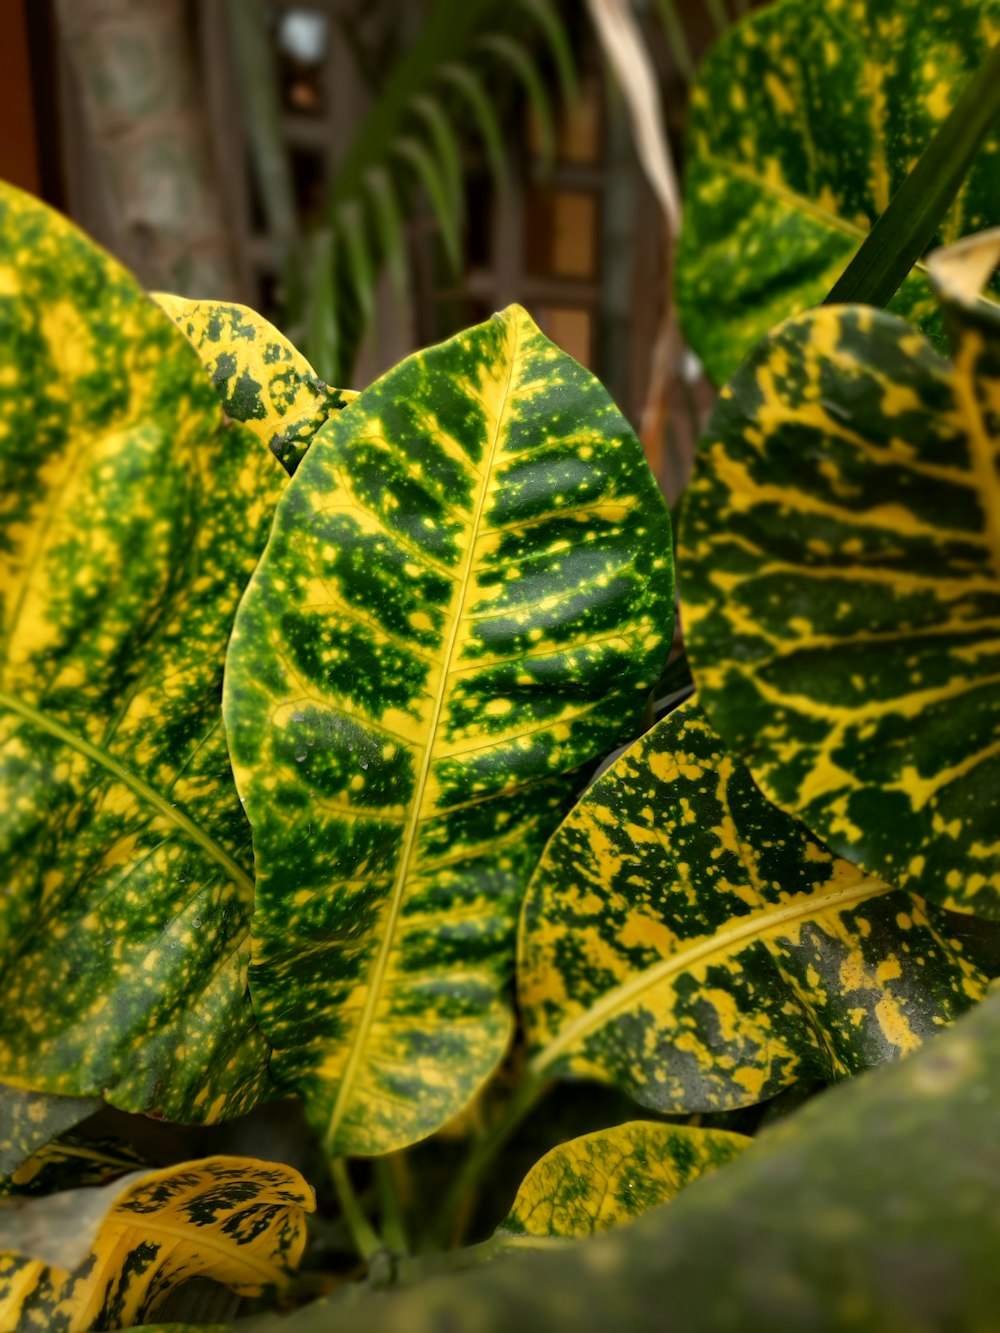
top-left (431, 1072), bottom-right (548, 1249)
top-left (330, 1158), bottom-right (383, 1263)
top-left (375, 1156), bottom-right (410, 1255)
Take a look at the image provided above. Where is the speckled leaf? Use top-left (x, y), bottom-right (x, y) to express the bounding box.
top-left (2, 1130), bottom-right (145, 1200)
top-left (0, 1156), bottom-right (313, 1331)
top-left (0, 1086), bottom-right (99, 1181)
top-left (518, 700), bottom-right (986, 1113)
top-left (0, 182), bottom-right (285, 1118)
top-left (497, 1121), bottom-right (749, 1243)
top-left (259, 990), bottom-right (1000, 1333)
top-left (153, 293), bottom-right (357, 475)
top-left (679, 232), bottom-right (1000, 919)
top-left (224, 304), bottom-right (674, 1156)
top-left (676, 0), bottom-right (1000, 385)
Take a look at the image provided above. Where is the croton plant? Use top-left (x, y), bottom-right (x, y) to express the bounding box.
top-left (1, 0), bottom-right (999, 1328)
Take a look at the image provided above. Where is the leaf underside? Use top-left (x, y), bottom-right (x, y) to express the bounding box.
top-left (678, 236), bottom-right (1000, 917)
top-left (519, 701), bottom-right (986, 1112)
top-left (225, 304), bottom-right (674, 1155)
top-left (0, 182), bottom-right (284, 1119)
top-left (676, 0), bottom-right (1000, 384)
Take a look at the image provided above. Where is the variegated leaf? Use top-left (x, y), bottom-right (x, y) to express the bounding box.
top-left (679, 231), bottom-right (1000, 919)
top-left (0, 182), bottom-right (284, 1118)
top-left (0, 1086), bottom-right (99, 1188)
top-left (0, 1156), bottom-right (313, 1331)
top-left (518, 700), bottom-right (986, 1112)
top-left (676, 0), bottom-right (1000, 384)
top-left (224, 304), bottom-right (674, 1155)
top-left (153, 293), bottom-right (357, 474)
top-left (497, 1121), bottom-right (748, 1243)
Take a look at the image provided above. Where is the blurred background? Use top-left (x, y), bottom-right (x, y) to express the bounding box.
top-left (2, 0), bottom-right (763, 497)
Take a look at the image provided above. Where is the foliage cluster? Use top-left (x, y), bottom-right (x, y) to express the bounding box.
top-left (2, 0), bottom-right (1000, 1328)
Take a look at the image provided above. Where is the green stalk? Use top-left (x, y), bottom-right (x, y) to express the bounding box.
top-left (431, 1073), bottom-right (548, 1250)
top-left (825, 39), bottom-right (1000, 309)
top-left (330, 1159), bottom-right (383, 1263)
top-left (375, 1157), bottom-right (410, 1256)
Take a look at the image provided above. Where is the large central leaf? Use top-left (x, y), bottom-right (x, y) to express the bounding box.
top-left (224, 305), bottom-right (674, 1155)
top-left (0, 183), bottom-right (286, 1118)
top-left (676, 0), bottom-right (1000, 385)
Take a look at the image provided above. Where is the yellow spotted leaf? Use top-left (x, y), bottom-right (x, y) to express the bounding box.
top-left (678, 230), bottom-right (1000, 919)
top-left (0, 1156), bottom-right (313, 1331)
top-left (518, 700), bottom-right (987, 1113)
top-left (0, 1085), bottom-right (99, 1195)
top-left (153, 294), bottom-right (357, 474)
top-left (497, 1121), bottom-right (749, 1243)
top-left (0, 182), bottom-right (286, 1118)
top-left (677, 0), bottom-right (1000, 384)
top-left (224, 305), bottom-right (675, 1155)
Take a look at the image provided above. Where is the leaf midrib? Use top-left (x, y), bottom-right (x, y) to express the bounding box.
top-left (323, 316), bottom-right (519, 1149)
top-left (530, 874), bottom-right (890, 1074)
top-left (0, 688), bottom-right (254, 897)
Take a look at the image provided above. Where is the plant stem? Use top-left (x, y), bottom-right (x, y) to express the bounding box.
top-left (330, 1158), bottom-right (383, 1263)
top-left (375, 1156), bottom-right (410, 1255)
top-left (431, 1073), bottom-right (548, 1249)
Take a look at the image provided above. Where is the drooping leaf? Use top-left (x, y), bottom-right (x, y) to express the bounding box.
top-left (224, 304), bottom-right (674, 1156)
top-left (0, 1086), bottom-right (99, 1183)
top-left (678, 232), bottom-right (1000, 919)
top-left (153, 293), bottom-right (356, 475)
top-left (2, 1130), bottom-right (146, 1200)
top-left (363, 167), bottom-right (409, 297)
top-left (0, 1156), bottom-right (313, 1331)
top-left (253, 990), bottom-right (1000, 1333)
top-left (336, 203), bottom-right (377, 328)
top-left (481, 35), bottom-right (557, 168)
top-left (439, 63), bottom-right (510, 195)
top-left (410, 94), bottom-right (465, 221)
top-left (395, 136), bottom-right (463, 273)
top-left (0, 182), bottom-right (281, 1118)
top-left (497, 1121), bottom-right (749, 1243)
top-left (676, 0), bottom-right (1000, 385)
top-left (518, 700), bottom-right (986, 1113)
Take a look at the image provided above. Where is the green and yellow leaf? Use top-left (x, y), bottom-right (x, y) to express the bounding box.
top-left (0, 182), bottom-right (284, 1118)
top-left (224, 304), bottom-right (674, 1155)
top-left (497, 1121), bottom-right (749, 1243)
top-left (3, 1130), bottom-right (146, 1200)
top-left (0, 1156), bottom-right (313, 1331)
top-left (518, 700), bottom-right (986, 1112)
top-left (678, 231), bottom-right (1000, 919)
top-left (676, 0), bottom-right (1000, 384)
top-left (153, 293), bottom-right (357, 475)
top-left (0, 1086), bottom-right (99, 1191)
